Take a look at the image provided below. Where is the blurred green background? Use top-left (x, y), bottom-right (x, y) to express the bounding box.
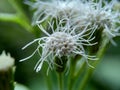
top-left (0, 0), bottom-right (120, 90)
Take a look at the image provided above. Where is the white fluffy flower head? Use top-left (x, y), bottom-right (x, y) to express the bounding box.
top-left (20, 20), bottom-right (96, 73)
top-left (29, 0), bottom-right (120, 41)
top-left (79, 0), bottom-right (120, 44)
top-left (0, 51), bottom-right (14, 71)
top-left (29, 0), bottom-right (85, 25)
top-left (46, 32), bottom-right (76, 56)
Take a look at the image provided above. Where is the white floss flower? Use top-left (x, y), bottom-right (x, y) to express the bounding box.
top-left (28, 0), bottom-right (86, 25)
top-left (20, 21), bottom-right (97, 73)
top-left (79, 0), bottom-right (120, 45)
top-left (0, 51), bottom-right (15, 71)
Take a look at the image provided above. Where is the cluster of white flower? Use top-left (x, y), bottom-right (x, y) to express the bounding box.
top-left (21, 0), bottom-right (120, 72)
top-left (81, 0), bottom-right (120, 45)
top-left (31, 0), bottom-right (120, 41)
top-left (30, 0), bottom-right (85, 25)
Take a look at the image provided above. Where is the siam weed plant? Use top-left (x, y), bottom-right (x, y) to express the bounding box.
top-left (0, 0), bottom-right (120, 90)
top-left (20, 0), bottom-right (120, 90)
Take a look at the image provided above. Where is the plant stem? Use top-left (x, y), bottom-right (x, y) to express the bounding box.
top-left (68, 55), bottom-right (83, 90)
top-left (78, 38), bottom-right (109, 90)
top-left (0, 68), bottom-right (15, 90)
top-left (68, 58), bottom-right (76, 90)
top-left (69, 61), bottom-right (86, 89)
top-left (74, 60), bottom-right (86, 78)
top-left (0, 13), bottom-right (33, 33)
top-left (45, 73), bottom-right (53, 90)
top-left (7, 0), bottom-right (34, 33)
top-left (58, 73), bottom-right (63, 90)
top-left (8, 0), bottom-right (29, 22)
top-left (0, 51), bottom-right (15, 90)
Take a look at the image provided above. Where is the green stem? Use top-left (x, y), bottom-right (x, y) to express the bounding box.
top-left (45, 73), bottom-right (52, 90)
top-left (78, 67), bottom-right (92, 90)
top-left (0, 68), bottom-right (15, 90)
top-left (0, 13), bottom-right (33, 33)
top-left (58, 73), bottom-right (63, 90)
top-left (0, 13), bottom-right (18, 22)
top-left (70, 60), bottom-right (86, 90)
top-left (68, 56), bottom-right (83, 90)
top-left (68, 59), bottom-right (76, 90)
top-left (78, 38), bottom-right (109, 90)
top-left (74, 60), bottom-right (86, 78)
top-left (0, 51), bottom-right (15, 90)
top-left (7, 0), bottom-right (34, 33)
top-left (8, 0), bottom-right (29, 22)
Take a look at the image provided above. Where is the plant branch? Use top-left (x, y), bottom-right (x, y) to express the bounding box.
top-left (58, 73), bottom-right (64, 90)
top-left (8, 0), bottom-right (29, 22)
top-left (7, 0), bottom-right (34, 33)
top-left (0, 13), bottom-right (33, 33)
top-left (78, 38), bottom-right (109, 90)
